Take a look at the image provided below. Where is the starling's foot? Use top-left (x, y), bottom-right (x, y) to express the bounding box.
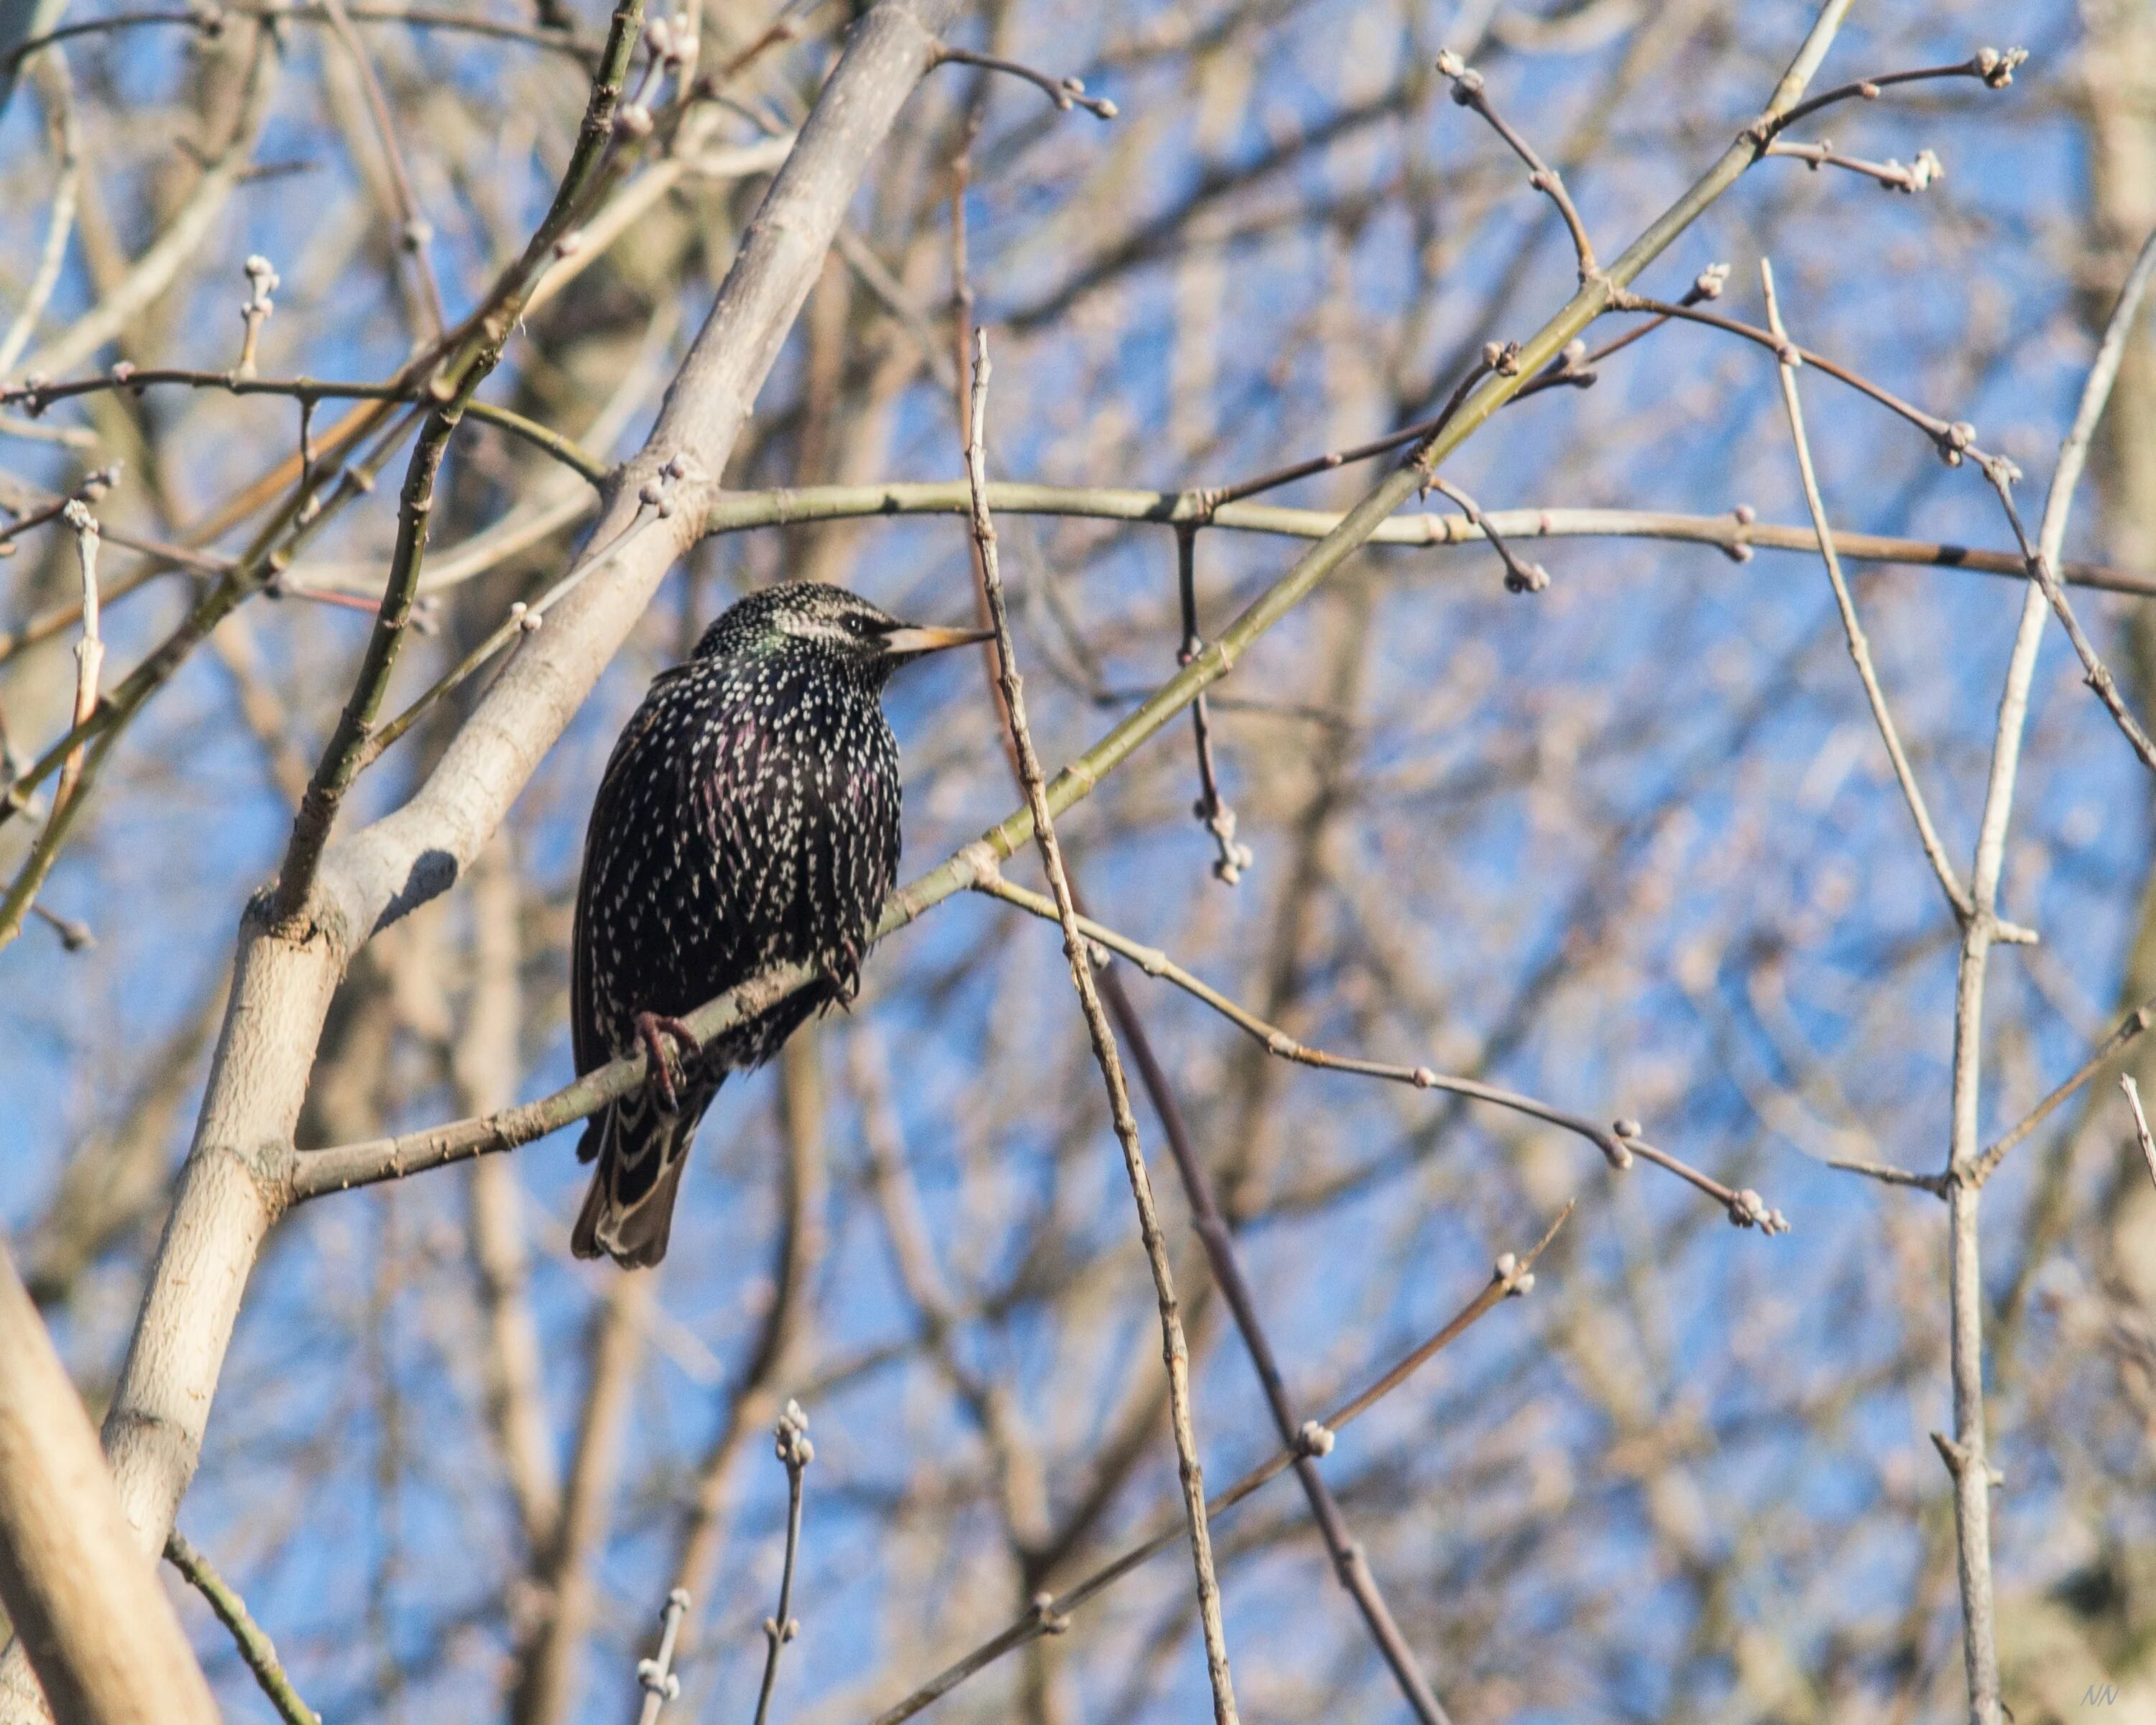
top-left (634, 1012), bottom-right (704, 1113)
top-left (822, 936), bottom-right (864, 1010)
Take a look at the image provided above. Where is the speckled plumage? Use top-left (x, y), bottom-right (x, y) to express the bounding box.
top-left (571, 582), bottom-right (977, 1267)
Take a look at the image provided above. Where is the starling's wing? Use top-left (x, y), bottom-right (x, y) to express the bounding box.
top-left (571, 671), bottom-right (691, 1161)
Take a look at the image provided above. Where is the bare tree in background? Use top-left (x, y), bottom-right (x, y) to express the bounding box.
top-left (4, 1), bottom-right (2156, 1723)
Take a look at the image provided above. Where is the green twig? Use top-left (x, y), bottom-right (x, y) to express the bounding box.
top-left (164, 1530), bottom-right (321, 1725)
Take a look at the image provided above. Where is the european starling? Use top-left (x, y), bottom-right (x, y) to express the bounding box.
top-left (571, 581), bottom-right (989, 1267)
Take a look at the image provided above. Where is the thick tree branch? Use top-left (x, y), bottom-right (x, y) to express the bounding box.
top-left (0, 1245), bottom-right (221, 1725)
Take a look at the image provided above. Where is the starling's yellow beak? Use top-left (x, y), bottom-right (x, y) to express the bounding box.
top-left (880, 622), bottom-right (996, 658)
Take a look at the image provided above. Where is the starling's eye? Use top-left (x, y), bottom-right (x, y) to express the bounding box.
top-left (844, 615), bottom-right (879, 638)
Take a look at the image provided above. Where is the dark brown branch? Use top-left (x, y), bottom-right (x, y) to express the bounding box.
top-left (1436, 47), bottom-right (1596, 277)
top-left (1606, 292), bottom-right (1974, 459)
top-left (1100, 968), bottom-right (1454, 1725)
top-left (974, 868), bottom-right (1789, 1233)
top-left (1425, 475), bottom-right (1549, 594)
top-left (1754, 47), bottom-right (2026, 144)
top-left (1199, 349), bottom-right (1503, 512)
top-left (1174, 528), bottom-right (1250, 883)
top-left (934, 45), bottom-right (1116, 119)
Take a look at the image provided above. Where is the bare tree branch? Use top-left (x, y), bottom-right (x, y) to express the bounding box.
top-left (0, 1243), bottom-right (221, 1725)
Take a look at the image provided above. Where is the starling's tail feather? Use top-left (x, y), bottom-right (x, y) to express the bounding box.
top-left (571, 1082), bottom-right (717, 1268)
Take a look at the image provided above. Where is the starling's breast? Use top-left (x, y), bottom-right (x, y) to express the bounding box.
top-left (578, 648), bottom-right (901, 1064)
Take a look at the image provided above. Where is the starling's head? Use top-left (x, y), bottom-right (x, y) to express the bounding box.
top-left (694, 582), bottom-right (991, 679)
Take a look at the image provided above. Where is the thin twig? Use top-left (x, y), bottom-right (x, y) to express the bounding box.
top-left (1202, 298), bottom-right (1728, 523)
top-left (964, 328), bottom-right (1240, 1725)
top-left (270, 405), bottom-right (460, 921)
top-left (0, 500), bottom-right (108, 951)
top-left (1512, 262), bottom-right (1730, 402)
top-left (51, 501), bottom-right (102, 814)
top-left (1759, 258), bottom-right (1971, 921)
top-left (315, 0), bottom-right (446, 333)
top-left (1764, 138), bottom-right (1943, 192)
top-left (234, 255), bottom-right (277, 377)
top-left (1969, 993), bottom-right (2156, 1187)
top-left (356, 479), bottom-right (678, 768)
top-left (0, 53), bottom-right (79, 375)
top-left (1981, 456), bottom-right (2156, 777)
top-left (934, 45), bottom-right (1116, 119)
top-left (1425, 474), bottom-right (1549, 594)
top-left (164, 1530), bottom-right (321, 1725)
top-left (1100, 967), bottom-right (1454, 1721)
top-left (865, 1209), bottom-right (1568, 1725)
top-left (2, 3), bottom-right (604, 70)
top-left (972, 867), bottom-right (1786, 1230)
top-left (2127, 1078), bottom-right (2156, 1195)
top-left (1176, 528), bottom-right (1251, 883)
top-left (28, 902), bottom-right (92, 950)
top-left (1606, 293), bottom-right (1972, 458)
top-left (750, 1404), bottom-right (811, 1725)
top-left (1435, 46), bottom-right (1596, 277)
top-left (2, 369), bottom-right (607, 483)
top-left (0, 465), bottom-right (119, 558)
top-left (1201, 351), bottom-right (1501, 512)
top-left (1756, 46), bottom-right (2025, 143)
top-left (634, 1589), bottom-right (691, 1725)
top-left (1827, 1156), bottom-right (1947, 1195)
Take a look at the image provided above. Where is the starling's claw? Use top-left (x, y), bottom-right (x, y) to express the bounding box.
top-left (634, 1011), bottom-right (703, 1113)
top-left (826, 936), bottom-right (864, 1008)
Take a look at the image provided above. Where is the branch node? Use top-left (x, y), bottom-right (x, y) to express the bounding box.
top-left (236, 254), bottom-right (280, 378)
top-left (1030, 1591), bottom-right (1072, 1634)
top-left (1722, 502), bottom-right (1756, 562)
top-left (1726, 1186), bottom-right (1791, 1235)
top-left (1930, 1430), bottom-right (2004, 1485)
top-left (955, 839), bottom-right (1003, 890)
top-left (1975, 45), bottom-right (2027, 88)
